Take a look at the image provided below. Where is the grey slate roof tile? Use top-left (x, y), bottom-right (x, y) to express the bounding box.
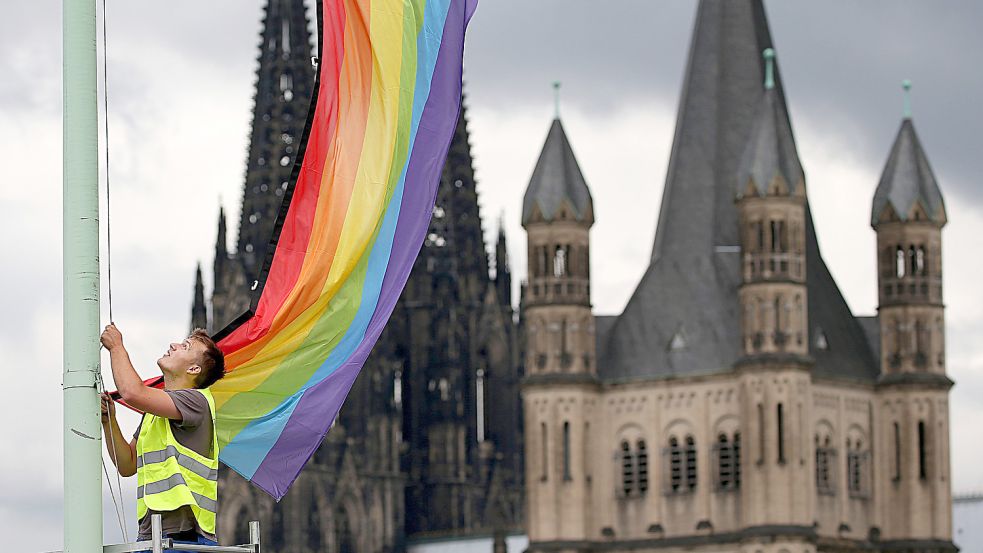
top-left (736, 88), bottom-right (805, 198)
top-left (521, 119), bottom-right (594, 225)
top-left (871, 119), bottom-right (947, 226)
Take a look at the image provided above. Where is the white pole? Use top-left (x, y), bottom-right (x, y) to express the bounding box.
top-left (63, 0), bottom-right (104, 550)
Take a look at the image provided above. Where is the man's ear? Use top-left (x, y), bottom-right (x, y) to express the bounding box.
top-left (187, 364), bottom-right (202, 376)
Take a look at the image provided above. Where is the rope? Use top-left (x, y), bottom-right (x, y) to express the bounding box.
top-left (97, 377), bottom-right (129, 542)
top-left (99, 0), bottom-right (127, 541)
top-left (101, 0), bottom-right (113, 324)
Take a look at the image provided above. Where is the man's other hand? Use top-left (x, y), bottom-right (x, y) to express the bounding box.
top-left (101, 392), bottom-right (116, 424)
top-left (100, 323), bottom-right (123, 352)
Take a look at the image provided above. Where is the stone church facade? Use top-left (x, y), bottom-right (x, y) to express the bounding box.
top-left (192, 0), bottom-right (523, 550)
top-left (191, 1), bottom-right (955, 552)
top-left (520, 2), bottom-right (953, 553)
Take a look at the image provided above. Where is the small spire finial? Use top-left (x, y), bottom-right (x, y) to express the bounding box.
top-left (763, 48), bottom-right (775, 90)
top-left (552, 81), bottom-right (561, 119)
top-left (902, 79), bottom-right (912, 119)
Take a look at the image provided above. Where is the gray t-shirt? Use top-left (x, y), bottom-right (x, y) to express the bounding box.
top-left (134, 389), bottom-right (216, 541)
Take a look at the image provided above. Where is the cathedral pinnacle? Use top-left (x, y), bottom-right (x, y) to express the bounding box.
top-left (763, 48), bottom-right (775, 90)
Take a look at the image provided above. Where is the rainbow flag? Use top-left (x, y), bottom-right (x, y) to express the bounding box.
top-left (211, 0), bottom-right (477, 499)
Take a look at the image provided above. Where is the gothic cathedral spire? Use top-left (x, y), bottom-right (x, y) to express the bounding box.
top-left (236, 0), bottom-right (315, 279)
top-left (191, 262), bottom-right (207, 331)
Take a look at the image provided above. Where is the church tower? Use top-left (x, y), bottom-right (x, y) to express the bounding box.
top-left (521, 104), bottom-right (597, 542)
top-left (734, 47), bottom-right (813, 531)
top-left (210, 0), bottom-right (315, 332)
top-left (872, 82), bottom-right (951, 542)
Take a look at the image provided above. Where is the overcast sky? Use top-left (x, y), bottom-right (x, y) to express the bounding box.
top-left (2, 1), bottom-right (981, 549)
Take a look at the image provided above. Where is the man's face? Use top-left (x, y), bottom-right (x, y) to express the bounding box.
top-left (157, 336), bottom-right (206, 380)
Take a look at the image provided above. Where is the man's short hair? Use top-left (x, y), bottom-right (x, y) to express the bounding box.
top-left (189, 329), bottom-right (226, 389)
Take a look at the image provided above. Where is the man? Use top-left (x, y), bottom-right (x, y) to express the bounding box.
top-left (100, 323), bottom-right (225, 548)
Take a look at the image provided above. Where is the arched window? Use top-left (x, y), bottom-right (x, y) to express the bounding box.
top-left (335, 507), bottom-right (355, 553)
top-left (896, 246), bottom-right (906, 278)
top-left (794, 295), bottom-right (804, 345)
top-left (541, 423), bottom-right (548, 481)
top-left (717, 434), bottom-right (733, 490)
top-left (916, 246), bottom-right (926, 275)
top-left (908, 245), bottom-right (917, 277)
top-left (883, 247), bottom-right (894, 278)
top-left (918, 421), bottom-right (928, 480)
top-left (777, 403), bottom-right (786, 463)
top-left (307, 500), bottom-right (324, 551)
top-left (847, 437), bottom-right (869, 498)
top-left (893, 422), bottom-right (901, 481)
top-left (637, 440), bottom-right (649, 493)
top-left (668, 436), bottom-right (682, 492)
top-left (815, 434), bottom-right (836, 495)
top-left (770, 220), bottom-right (781, 253)
top-left (774, 296), bottom-right (783, 334)
top-left (563, 422), bottom-right (572, 481)
top-left (553, 246), bottom-right (567, 277)
top-left (620, 440), bottom-right (633, 495)
top-left (757, 404), bottom-right (766, 463)
top-left (684, 435), bottom-right (697, 490)
top-left (715, 432), bottom-right (742, 491)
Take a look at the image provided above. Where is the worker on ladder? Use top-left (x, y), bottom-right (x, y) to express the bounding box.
top-left (100, 323), bottom-right (226, 550)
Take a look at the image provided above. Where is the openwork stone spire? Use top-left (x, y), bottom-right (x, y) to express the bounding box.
top-left (236, 0), bottom-right (315, 279)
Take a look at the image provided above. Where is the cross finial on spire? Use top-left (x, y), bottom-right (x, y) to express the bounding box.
top-left (902, 79), bottom-right (912, 119)
top-left (763, 48), bottom-right (775, 90)
top-left (553, 81), bottom-right (561, 119)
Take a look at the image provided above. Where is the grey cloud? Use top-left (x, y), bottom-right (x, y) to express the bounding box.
top-left (462, 1), bottom-right (982, 205)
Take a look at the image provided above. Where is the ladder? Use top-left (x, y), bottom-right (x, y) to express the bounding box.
top-left (50, 515), bottom-right (262, 553)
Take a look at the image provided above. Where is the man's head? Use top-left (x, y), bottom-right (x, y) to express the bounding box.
top-left (157, 329), bottom-right (226, 389)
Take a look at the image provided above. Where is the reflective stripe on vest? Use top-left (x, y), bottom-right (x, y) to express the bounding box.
top-left (137, 445), bottom-right (219, 481)
top-left (135, 388), bottom-right (219, 534)
top-left (136, 474), bottom-right (218, 513)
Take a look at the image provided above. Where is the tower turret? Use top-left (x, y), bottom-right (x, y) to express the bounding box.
top-left (872, 81), bottom-right (947, 376)
top-left (521, 113), bottom-right (595, 375)
top-left (733, 48), bottom-right (813, 530)
top-left (872, 82), bottom-right (951, 543)
top-left (521, 92), bottom-right (597, 544)
top-left (735, 48), bottom-right (808, 359)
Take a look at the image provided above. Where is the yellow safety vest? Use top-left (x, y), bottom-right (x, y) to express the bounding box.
top-left (135, 388), bottom-right (219, 535)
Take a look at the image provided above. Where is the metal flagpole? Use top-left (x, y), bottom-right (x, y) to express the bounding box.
top-left (63, 0), bottom-right (104, 551)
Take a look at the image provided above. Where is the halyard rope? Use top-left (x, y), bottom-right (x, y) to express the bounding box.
top-left (99, 0), bottom-right (128, 541)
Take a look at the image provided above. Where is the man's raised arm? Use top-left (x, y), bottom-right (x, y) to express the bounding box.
top-left (101, 324), bottom-right (182, 420)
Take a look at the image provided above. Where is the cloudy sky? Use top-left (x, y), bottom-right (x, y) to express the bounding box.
top-left (2, 0), bottom-right (981, 549)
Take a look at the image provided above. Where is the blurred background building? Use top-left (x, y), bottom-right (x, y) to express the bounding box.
top-left (193, 1), bottom-right (956, 552)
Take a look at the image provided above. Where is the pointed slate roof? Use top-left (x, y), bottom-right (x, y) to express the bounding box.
top-left (521, 118), bottom-right (594, 225)
top-left (599, 0), bottom-right (878, 383)
top-left (736, 64), bottom-right (805, 198)
top-left (871, 118), bottom-right (947, 226)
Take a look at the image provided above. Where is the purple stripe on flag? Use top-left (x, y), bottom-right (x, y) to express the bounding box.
top-left (249, 0), bottom-right (475, 498)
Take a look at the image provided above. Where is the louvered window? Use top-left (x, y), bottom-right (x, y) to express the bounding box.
top-left (637, 440), bottom-right (649, 493)
top-left (620, 441), bottom-right (633, 495)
